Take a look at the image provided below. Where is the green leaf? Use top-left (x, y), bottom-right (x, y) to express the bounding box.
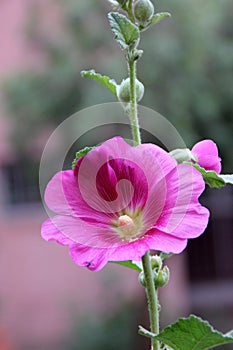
top-left (190, 164), bottom-right (225, 188)
top-left (108, 12), bottom-right (140, 50)
top-left (139, 315), bottom-right (233, 350)
top-left (219, 174), bottom-right (233, 185)
top-left (81, 70), bottom-right (117, 97)
top-left (150, 12), bottom-right (171, 25)
top-left (72, 146), bottom-right (94, 169)
top-left (111, 260), bottom-right (142, 272)
top-left (141, 12), bottom-right (171, 30)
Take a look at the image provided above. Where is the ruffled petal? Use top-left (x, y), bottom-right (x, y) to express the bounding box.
top-left (44, 170), bottom-right (112, 224)
top-left (43, 215), bottom-right (125, 249)
top-left (70, 245), bottom-right (110, 271)
top-left (41, 218), bottom-right (75, 246)
top-left (155, 164), bottom-right (209, 238)
top-left (142, 229), bottom-right (187, 254)
top-left (139, 143), bottom-right (177, 179)
top-left (42, 219), bottom-right (188, 271)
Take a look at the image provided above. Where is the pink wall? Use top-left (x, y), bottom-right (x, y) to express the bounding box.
top-left (0, 4), bottom-right (143, 348)
top-left (0, 209), bottom-right (142, 349)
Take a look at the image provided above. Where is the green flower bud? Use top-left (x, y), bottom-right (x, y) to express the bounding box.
top-left (138, 271), bottom-right (146, 287)
top-left (117, 78), bottom-right (144, 103)
top-left (154, 266), bottom-right (170, 288)
top-left (169, 148), bottom-right (197, 164)
top-left (151, 255), bottom-right (162, 270)
top-left (134, 0), bottom-right (154, 24)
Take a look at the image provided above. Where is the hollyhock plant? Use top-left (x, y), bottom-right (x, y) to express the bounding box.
top-left (41, 1), bottom-right (233, 348)
top-left (191, 139), bottom-right (222, 174)
top-left (42, 136), bottom-right (209, 271)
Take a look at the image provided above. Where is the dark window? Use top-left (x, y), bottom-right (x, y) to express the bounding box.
top-left (188, 187), bottom-right (233, 282)
top-left (2, 160), bottom-right (40, 205)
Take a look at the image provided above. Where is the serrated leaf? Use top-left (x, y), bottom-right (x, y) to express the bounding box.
top-left (139, 315), bottom-right (233, 350)
top-left (108, 12), bottom-right (139, 50)
top-left (81, 70), bottom-right (117, 97)
top-left (219, 174), bottom-right (233, 185)
top-left (72, 147), bottom-right (94, 169)
top-left (111, 260), bottom-right (143, 272)
top-left (187, 163), bottom-right (225, 188)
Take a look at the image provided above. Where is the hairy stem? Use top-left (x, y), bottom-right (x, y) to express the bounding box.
top-left (142, 252), bottom-right (160, 350)
top-left (128, 58), bottom-right (141, 145)
top-left (127, 0), bottom-right (135, 23)
top-left (126, 20), bottom-right (159, 350)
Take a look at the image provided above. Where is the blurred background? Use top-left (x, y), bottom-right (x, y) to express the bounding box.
top-left (0, 0), bottom-right (233, 349)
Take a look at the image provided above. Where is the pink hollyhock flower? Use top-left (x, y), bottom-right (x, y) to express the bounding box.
top-left (41, 137), bottom-right (209, 271)
top-left (192, 139), bottom-right (221, 174)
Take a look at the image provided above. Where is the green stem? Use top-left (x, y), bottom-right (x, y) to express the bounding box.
top-left (142, 252), bottom-right (160, 350)
top-left (127, 52), bottom-right (159, 350)
top-left (128, 58), bottom-right (141, 145)
top-left (127, 0), bottom-right (135, 23)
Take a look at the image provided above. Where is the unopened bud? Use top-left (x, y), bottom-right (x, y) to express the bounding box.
top-left (139, 271), bottom-right (146, 287)
top-left (117, 78), bottom-right (144, 103)
top-left (154, 266), bottom-right (170, 288)
top-left (134, 0), bottom-right (154, 24)
top-left (151, 255), bottom-right (162, 270)
top-left (169, 148), bottom-right (197, 164)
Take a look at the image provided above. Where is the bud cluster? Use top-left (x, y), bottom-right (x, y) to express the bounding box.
top-left (139, 254), bottom-right (170, 288)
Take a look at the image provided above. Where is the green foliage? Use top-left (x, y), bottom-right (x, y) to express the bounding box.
top-left (140, 12), bottom-right (171, 31)
top-left (81, 70), bottom-right (117, 97)
top-left (139, 315), bottom-right (233, 350)
top-left (111, 260), bottom-right (143, 272)
top-left (141, 0), bottom-right (233, 171)
top-left (66, 303), bottom-right (141, 350)
top-left (108, 12), bottom-right (140, 50)
top-left (190, 164), bottom-right (226, 188)
top-left (72, 146), bottom-right (94, 169)
top-left (149, 12), bottom-right (171, 26)
top-left (3, 0), bottom-right (233, 172)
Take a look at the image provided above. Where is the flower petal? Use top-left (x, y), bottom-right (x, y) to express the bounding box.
top-left (75, 137), bottom-right (176, 215)
top-left (70, 245), bottom-right (110, 271)
top-left (69, 230), bottom-right (187, 272)
top-left (41, 218), bottom-right (75, 246)
top-left (142, 230), bottom-right (188, 254)
top-left (44, 170), bottom-right (112, 224)
top-left (43, 215), bottom-right (127, 249)
top-left (192, 139), bottom-right (219, 156)
top-left (156, 164), bottom-right (209, 238)
top-left (192, 139), bottom-right (221, 174)
top-left (195, 155), bottom-right (221, 174)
